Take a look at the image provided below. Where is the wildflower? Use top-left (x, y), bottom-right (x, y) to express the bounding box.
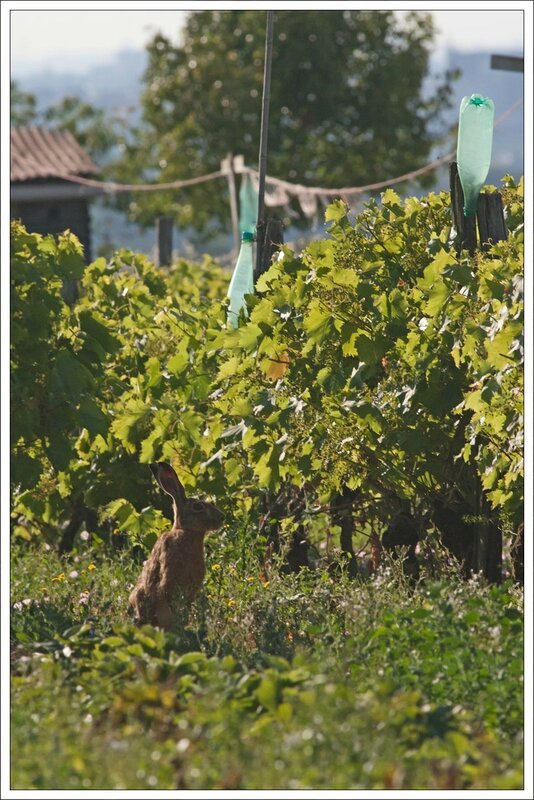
top-left (262, 581), bottom-right (270, 588)
top-left (69, 570), bottom-right (79, 579)
top-left (52, 573), bottom-right (65, 582)
top-left (227, 598), bottom-right (236, 607)
top-left (87, 564), bottom-right (96, 571)
top-left (246, 576), bottom-right (255, 582)
top-left (211, 564), bottom-right (221, 571)
top-left (79, 530), bottom-right (90, 541)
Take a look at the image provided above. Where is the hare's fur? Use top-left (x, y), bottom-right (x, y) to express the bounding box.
top-left (129, 462), bottom-right (224, 630)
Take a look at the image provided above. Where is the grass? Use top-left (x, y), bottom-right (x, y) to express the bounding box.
top-left (10, 532), bottom-right (524, 790)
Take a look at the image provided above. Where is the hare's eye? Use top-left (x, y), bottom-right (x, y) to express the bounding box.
top-left (192, 502), bottom-right (204, 512)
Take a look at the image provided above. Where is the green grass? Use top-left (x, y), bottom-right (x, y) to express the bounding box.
top-left (10, 535), bottom-right (523, 790)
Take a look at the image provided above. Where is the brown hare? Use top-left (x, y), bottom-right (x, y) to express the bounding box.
top-left (128, 462), bottom-right (224, 631)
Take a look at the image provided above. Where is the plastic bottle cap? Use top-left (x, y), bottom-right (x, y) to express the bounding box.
top-left (241, 231), bottom-right (254, 242)
top-left (469, 96), bottom-right (488, 107)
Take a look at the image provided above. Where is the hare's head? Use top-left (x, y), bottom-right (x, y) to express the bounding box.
top-left (150, 462), bottom-right (225, 533)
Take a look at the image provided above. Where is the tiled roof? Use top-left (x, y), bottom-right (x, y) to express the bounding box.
top-left (11, 126), bottom-right (97, 183)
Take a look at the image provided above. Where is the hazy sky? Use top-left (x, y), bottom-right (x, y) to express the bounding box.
top-left (10, 8), bottom-right (524, 76)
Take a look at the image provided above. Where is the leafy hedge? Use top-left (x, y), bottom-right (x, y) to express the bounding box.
top-left (10, 178), bottom-right (523, 556)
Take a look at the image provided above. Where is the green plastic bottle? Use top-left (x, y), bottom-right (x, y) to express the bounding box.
top-left (457, 94), bottom-right (495, 216)
top-left (239, 173), bottom-right (258, 235)
top-left (227, 231), bottom-right (255, 327)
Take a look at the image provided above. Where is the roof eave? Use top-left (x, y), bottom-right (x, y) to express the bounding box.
top-left (11, 180), bottom-right (103, 202)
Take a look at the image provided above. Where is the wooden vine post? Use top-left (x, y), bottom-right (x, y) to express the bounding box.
top-left (449, 162), bottom-right (508, 255)
top-left (156, 216), bottom-right (174, 267)
top-left (448, 64), bottom-right (521, 582)
top-left (449, 158), bottom-right (508, 583)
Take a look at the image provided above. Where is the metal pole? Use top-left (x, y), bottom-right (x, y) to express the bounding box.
top-left (255, 10), bottom-right (274, 277)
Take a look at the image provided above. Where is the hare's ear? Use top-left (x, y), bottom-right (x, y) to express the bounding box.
top-left (150, 462), bottom-right (186, 505)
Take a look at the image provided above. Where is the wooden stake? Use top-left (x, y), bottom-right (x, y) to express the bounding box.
top-left (476, 191), bottom-right (508, 250)
top-left (222, 153), bottom-right (240, 258)
top-left (255, 217), bottom-right (284, 283)
top-left (450, 162), bottom-right (508, 255)
top-left (157, 216), bottom-right (173, 267)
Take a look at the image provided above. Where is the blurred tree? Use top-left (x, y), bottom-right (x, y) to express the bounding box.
top-left (113, 10), bottom-right (457, 234)
top-left (11, 81), bottom-right (38, 126)
top-left (10, 82), bottom-right (126, 164)
top-left (42, 96), bottom-right (127, 162)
